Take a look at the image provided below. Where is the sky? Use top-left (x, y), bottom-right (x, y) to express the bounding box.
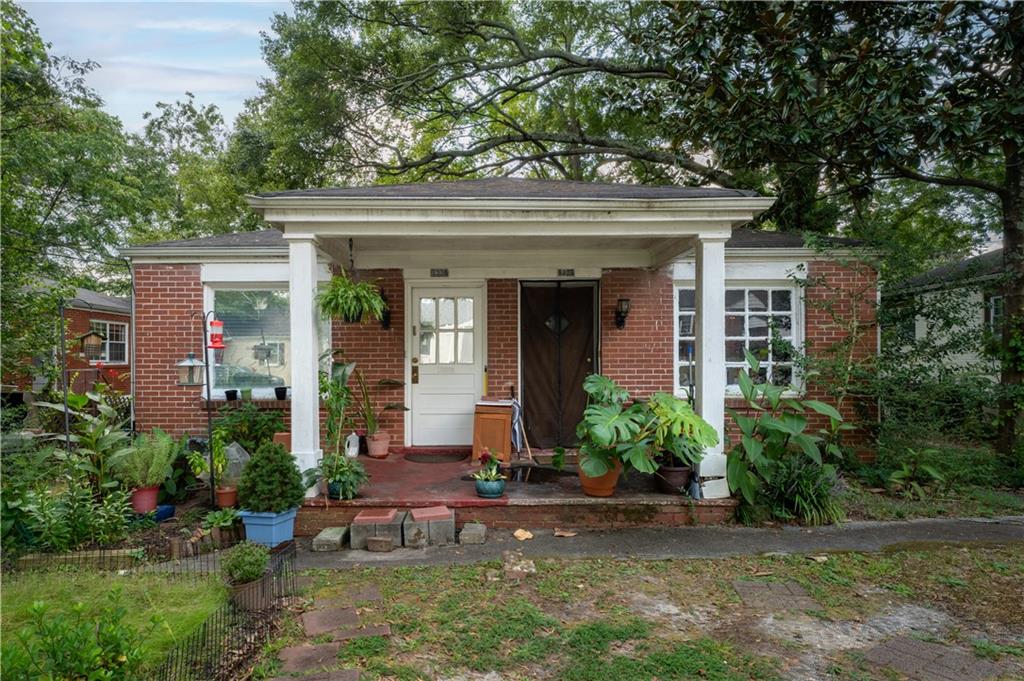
top-left (23, 1), bottom-right (291, 132)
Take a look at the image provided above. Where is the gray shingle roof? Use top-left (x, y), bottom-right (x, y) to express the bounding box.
top-left (254, 177), bottom-right (760, 200)
top-left (68, 287), bottom-right (131, 315)
top-left (899, 248), bottom-right (1004, 291)
top-left (127, 229), bottom-right (287, 251)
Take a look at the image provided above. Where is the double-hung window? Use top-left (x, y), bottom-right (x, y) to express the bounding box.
top-left (676, 285), bottom-right (801, 395)
top-left (210, 289), bottom-right (291, 396)
top-left (88, 320), bottom-right (128, 364)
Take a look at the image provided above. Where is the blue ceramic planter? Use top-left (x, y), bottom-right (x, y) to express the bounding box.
top-left (475, 479), bottom-right (506, 499)
top-left (238, 508), bottom-right (298, 547)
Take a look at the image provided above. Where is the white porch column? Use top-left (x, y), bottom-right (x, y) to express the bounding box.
top-left (695, 236), bottom-right (728, 499)
top-left (287, 237), bottom-right (322, 495)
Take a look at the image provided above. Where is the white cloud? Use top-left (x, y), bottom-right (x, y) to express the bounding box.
top-left (136, 18), bottom-right (265, 37)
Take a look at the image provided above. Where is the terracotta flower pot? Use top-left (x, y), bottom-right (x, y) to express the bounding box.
top-left (215, 486), bottom-right (238, 508)
top-left (578, 459), bottom-right (623, 497)
top-left (656, 466), bottom-right (693, 495)
top-left (367, 432), bottom-right (391, 458)
top-left (130, 485), bottom-right (160, 514)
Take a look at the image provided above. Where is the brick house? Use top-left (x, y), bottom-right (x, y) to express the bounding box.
top-left (121, 179), bottom-right (876, 510)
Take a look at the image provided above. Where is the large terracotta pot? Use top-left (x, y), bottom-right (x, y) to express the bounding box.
top-left (130, 485), bottom-right (160, 514)
top-left (215, 486), bottom-right (238, 508)
top-left (656, 466), bottom-right (693, 494)
top-left (367, 432), bottom-right (391, 459)
top-left (578, 459), bottom-right (623, 497)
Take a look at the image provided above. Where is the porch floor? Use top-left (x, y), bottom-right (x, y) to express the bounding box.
top-left (296, 451), bottom-right (737, 535)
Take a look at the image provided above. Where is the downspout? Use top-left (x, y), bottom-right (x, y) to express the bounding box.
top-left (124, 257), bottom-right (138, 432)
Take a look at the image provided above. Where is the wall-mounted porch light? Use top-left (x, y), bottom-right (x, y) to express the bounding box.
top-left (77, 330), bottom-right (105, 360)
top-left (614, 298), bottom-right (631, 329)
top-left (175, 351), bottom-right (206, 386)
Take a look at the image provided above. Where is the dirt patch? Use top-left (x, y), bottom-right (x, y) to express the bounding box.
top-left (623, 590), bottom-right (720, 633)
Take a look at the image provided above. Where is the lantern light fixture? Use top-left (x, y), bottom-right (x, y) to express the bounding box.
top-left (175, 351), bottom-right (206, 386)
top-left (614, 298), bottom-right (631, 329)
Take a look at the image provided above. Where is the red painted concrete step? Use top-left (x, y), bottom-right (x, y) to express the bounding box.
top-left (352, 508), bottom-right (397, 524)
top-left (410, 505), bottom-right (451, 522)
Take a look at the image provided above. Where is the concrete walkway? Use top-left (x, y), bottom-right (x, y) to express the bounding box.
top-left (297, 515), bottom-right (1024, 569)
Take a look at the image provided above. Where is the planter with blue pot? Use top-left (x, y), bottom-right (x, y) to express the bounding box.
top-left (238, 508), bottom-right (298, 547)
top-left (474, 479), bottom-right (506, 499)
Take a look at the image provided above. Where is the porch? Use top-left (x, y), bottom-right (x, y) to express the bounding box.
top-left (294, 452), bottom-right (738, 536)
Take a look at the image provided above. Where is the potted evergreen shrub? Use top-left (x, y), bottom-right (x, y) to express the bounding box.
top-left (354, 371), bottom-right (406, 458)
top-left (236, 442), bottom-right (306, 547)
top-left (115, 428), bottom-right (180, 513)
top-left (304, 453), bottom-right (370, 500)
top-left (221, 541), bottom-right (271, 611)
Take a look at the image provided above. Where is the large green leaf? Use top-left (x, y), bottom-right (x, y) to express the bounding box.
top-left (580, 403), bottom-right (639, 446)
top-left (803, 400), bottom-right (843, 421)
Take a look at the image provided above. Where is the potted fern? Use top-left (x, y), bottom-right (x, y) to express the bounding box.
top-left (318, 273), bottom-right (387, 323)
top-left (236, 442), bottom-right (306, 547)
top-left (116, 428), bottom-right (180, 513)
top-left (221, 541), bottom-right (271, 611)
top-left (354, 371), bottom-right (406, 458)
top-left (304, 453), bottom-right (370, 500)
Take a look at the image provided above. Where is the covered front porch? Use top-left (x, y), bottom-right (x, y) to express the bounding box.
top-left (247, 180), bottom-right (775, 501)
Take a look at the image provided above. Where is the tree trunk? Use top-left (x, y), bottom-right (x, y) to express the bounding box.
top-left (997, 140), bottom-right (1023, 456)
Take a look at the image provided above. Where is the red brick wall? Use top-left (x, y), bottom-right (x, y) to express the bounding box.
top-left (598, 267), bottom-right (675, 395)
top-left (332, 269), bottom-right (406, 444)
top-left (486, 279), bottom-right (519, 399)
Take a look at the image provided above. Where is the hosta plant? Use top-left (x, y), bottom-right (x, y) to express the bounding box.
top-left (726, 350), bottom-right (850, 525)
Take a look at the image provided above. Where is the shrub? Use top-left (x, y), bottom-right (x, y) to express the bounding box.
top-left (221, 541), bottom-right (269, 584)
top-left (116, 429), bottom-right (181, 488)
top-left (20, 484), bottom-right (132, 552)
top-left (305, 454), bottom-right (370, 500)
top-left (217, 402), bottom-right (284, 453)
top-left (1, 592), bottom-right (153, 680)
top-left (237, 442), bottom-right (305, 513)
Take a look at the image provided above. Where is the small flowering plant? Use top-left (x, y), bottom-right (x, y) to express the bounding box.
top-left (471, 449), bottom-right (504, 481)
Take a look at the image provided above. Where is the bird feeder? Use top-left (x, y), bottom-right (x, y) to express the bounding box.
top-left (208, 319), bottom-right (226, 350)
top-left (77, 330), bottom-right (105, 361)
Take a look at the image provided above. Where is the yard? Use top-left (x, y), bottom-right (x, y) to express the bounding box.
top-left (252, 544), bottom-right (1024, 680)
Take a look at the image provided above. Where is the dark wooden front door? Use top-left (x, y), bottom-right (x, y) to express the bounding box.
top-left (520, 282), bottom-right (597, 448)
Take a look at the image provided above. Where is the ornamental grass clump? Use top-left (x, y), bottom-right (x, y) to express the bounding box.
top-left (236, 442), bottom-right (305, 513)
top-left (221, 541), bottom-right (270, 584)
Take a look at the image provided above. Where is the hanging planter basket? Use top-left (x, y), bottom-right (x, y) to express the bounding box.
top-left (318, 274), bottom-right (387, 324)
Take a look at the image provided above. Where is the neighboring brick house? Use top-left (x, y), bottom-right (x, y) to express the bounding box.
top-left (2, 286), bottom-right (132, 402)
top-left (122, 178), bottom-right (877, 500)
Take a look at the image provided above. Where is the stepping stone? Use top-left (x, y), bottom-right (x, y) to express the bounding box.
top-left (404, 505), bottom-right (455, 548)
top-left (863, 637), bottom-right (1000, 681)
top-left (350, 510), bottom-right (406, 550)
top-left (302, 607), bottom-right (360, 636)
top-left (331, 623), bottom-right (392, 642)
top-left (313, 526), bottom-right (349, 552)
top-left (270, 671), bottom-right (360, 681)
top-left (277, 642), bottom-right (341, 674)
top-left (732, 580), bottom-right (819, 612)
top-left (459, 522), bottom-right (487, 545)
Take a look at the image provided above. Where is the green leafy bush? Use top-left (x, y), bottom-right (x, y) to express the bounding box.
top-left (237, 442), bottom-right (305, 513)
top-left (1, 593), bottom-right (154, 680)
top-left (221, 541), bottom-right (269, 584)
top-left (305, 454), bottom-right (370, 500)
top-left (116, 428), bottom-right (181, 488)
top-left (1, 436), bottom-right (62, 550)
top-left (20, 484), bottom-right (131, 552)
top-left (217, 402), bottom-right (284, 454)
top-left (726, 351), bottom-right (848, 525)
top-left (203, 508), bottom-right (239, 529)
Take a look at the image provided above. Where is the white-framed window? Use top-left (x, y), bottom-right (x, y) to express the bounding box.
top-left (418, 296), bottom-right (475, 365)
top-left (675, 285), bottom-right (802, 395)
top-left (88, 320), bottom-right (128, 364)
top-left (985, 295), bottom-right (1004, 333)
top-left (210, 288), bottom-right (291, 395)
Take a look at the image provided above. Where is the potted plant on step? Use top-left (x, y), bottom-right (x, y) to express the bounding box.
top-left (644, 392), bottom-right (718, 495)
top-left (304, 453), bottom-right (370, 500)
top-left (115, 428), bottom-right (180, 513)
top-left (236, 441), bottom-right (306, 547)
top-left (574, 375), bottom-right (652, 497)
top-left (355, 371), bottom-right (407, 459)
top-left (222, 541), bottom-right (271, 611)
top-left (318, 272), bottom-right (387, 323)
top-left (471, 449), bottom-right (506, 498)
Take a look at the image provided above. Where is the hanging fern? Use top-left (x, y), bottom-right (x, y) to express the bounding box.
top-left (318, 274), bottom-right (387, 323)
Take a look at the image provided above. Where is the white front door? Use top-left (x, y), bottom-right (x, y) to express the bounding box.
top-left (410, 286), bottom-right (484, 445)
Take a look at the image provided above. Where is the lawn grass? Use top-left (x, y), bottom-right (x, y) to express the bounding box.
top-left (253, 544), bottom-right (1024, 680)
top-left (1, 569), bottom-right (226, 669)
top-left (839, 481), bottom-right (1024, 520)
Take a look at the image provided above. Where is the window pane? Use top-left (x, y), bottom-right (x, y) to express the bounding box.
top-left (771, 290), bottom-right (792, 311)
top-left (678, 339), bottom-right (694, 361)
top-left (726, 340), bottom-right (745, 362)
top-left (771, 314), bottom-right (792, 335)
top-left (678, 313), bottom-right (694, 336)
top-left (457, 297), bottom-right (474, 329)
top-left (749, 339), bottom-right (769, 361)
top-left (748, 290), bottom-right (768, 311)
top-left (419, 331), bottom-right (436, 364)
top-left (679, 363), bottom-right (694, 387)
top-left (726, 315), bottom-right (744, 336)
top-left (108, 343), bottom-right (126, 363)
top-left (213, 289), bottom-right (290, 390)
top-left (420, 298), bottom-right (436, 331)
top-left (725, 290), bottom-right (745, 311)
top-left (90, 321), bottom-right (105, 335)
top-left (772, 339), bottom-right (793, 362)
top-left (751, 366), bottom-right (768, 384)
top-left (749, 315), bottom-right (769, 337)
top-left (438, 331), bottom-right (456, 364)
top-left (457, 331), bottom-right (474, 363)
top-left (726, 366), bottom-right (743, 385)
top-left (678, 289), bottom-right (695, 312)
top-left (772, 364), bottom-right (793, 386)
top-left (438, 298), bottom-right (455, 330)
top-left (107, 324), bottom-right (125, 342)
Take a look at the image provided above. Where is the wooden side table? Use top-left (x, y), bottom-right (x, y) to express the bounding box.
top-left (472, 401), bottom-right (513, 463)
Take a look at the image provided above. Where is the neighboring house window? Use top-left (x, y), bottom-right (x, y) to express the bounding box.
top-left (676, 286), bottom-right (800, 394)
top-left (985, 295), bottom-right (1004, 333)
top-left (88, 320), bottom-right (128, 363)
top-left (211, 289), bottom-right (290, 393)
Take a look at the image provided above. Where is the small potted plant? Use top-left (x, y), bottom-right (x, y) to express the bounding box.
top-left (274, 386), bottom-right (289, 400)
top-left (236, 441), bottom-right (307, 547)
top-left (203, 507), bottom-right (243, 546)
top-left (188, 428), bottom-right (238, 507)
top-left (471, 449), bottom-right (506, 498)
top-left (305, 453), bottom-right (370, 500)
top-left (221, 541), bottom-right (271, 611)
top-left (644, 393), bottom-right (717, 495)
top-left (116, 428), bottom-right (180, 513)
top-left (354, 371), bottom-right (406, 459)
